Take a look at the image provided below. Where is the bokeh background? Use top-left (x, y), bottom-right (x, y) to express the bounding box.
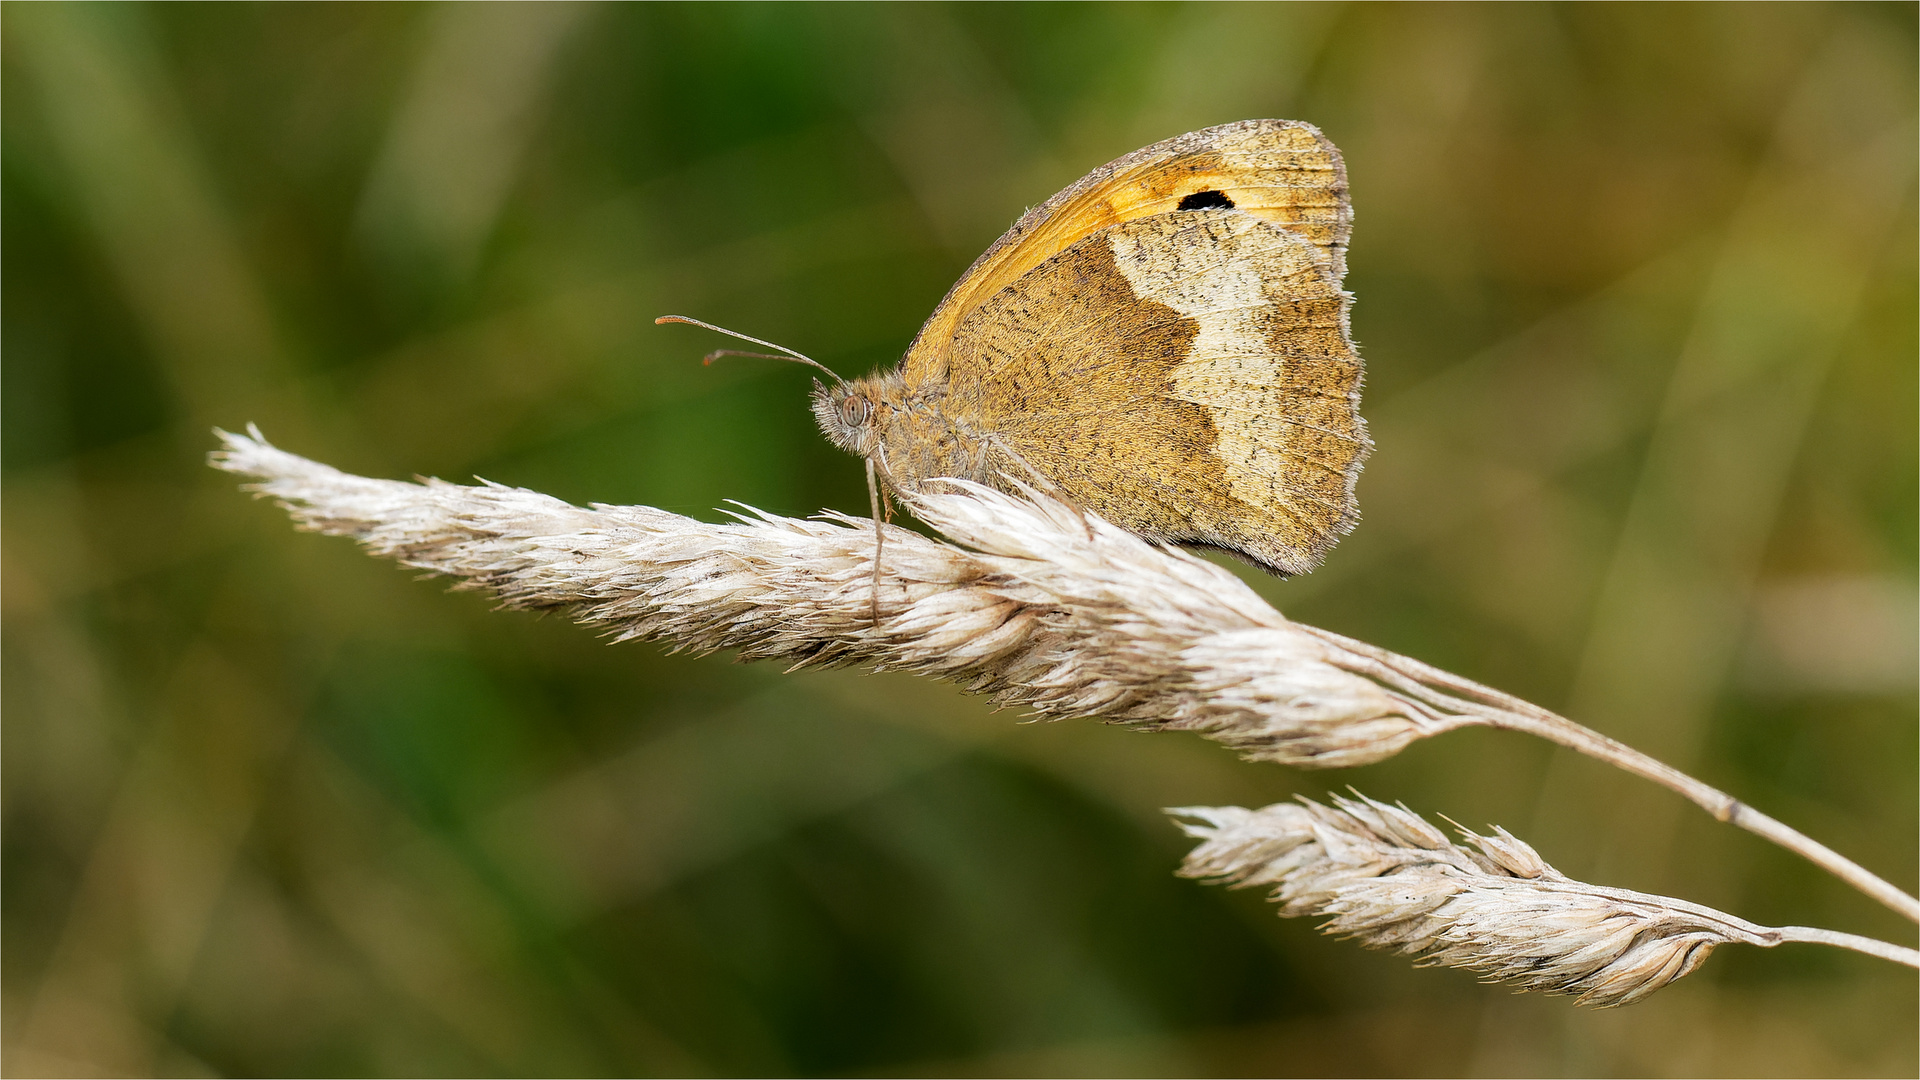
top-left (4, 3), bottom-right (1915, 1076)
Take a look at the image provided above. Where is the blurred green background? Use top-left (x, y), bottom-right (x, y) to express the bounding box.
top-left (3, 2), bottom-right (1915, 1076)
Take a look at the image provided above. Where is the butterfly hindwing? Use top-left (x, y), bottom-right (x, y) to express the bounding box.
top-left (924, 207), bottom-right (1368, 575)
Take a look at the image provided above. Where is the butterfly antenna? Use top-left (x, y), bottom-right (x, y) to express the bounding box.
top-left (654, 315), bottom-right (844, 386)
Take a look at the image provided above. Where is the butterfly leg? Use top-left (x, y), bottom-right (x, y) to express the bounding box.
top-left (865, 456), bottom-right (884, 627)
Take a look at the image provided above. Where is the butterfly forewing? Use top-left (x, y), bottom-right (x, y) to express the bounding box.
top-left (900, 119), bottom-right (1353, 384)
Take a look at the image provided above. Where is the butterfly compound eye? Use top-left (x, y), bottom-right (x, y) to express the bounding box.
top-left (841, 395), bottom-right (871, 426)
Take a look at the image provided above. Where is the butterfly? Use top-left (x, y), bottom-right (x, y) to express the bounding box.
top-left (664, 119), bottom-right (1369, 578)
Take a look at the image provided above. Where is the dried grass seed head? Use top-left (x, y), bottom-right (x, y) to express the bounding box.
top-left (1170, 793), bottom-right (1785, 1007)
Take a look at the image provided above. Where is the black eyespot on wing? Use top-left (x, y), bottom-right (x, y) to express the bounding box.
top-left (1177, 189), bottom-right (1235, 211)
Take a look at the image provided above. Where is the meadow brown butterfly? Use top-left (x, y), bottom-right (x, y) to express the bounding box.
top-left (665, 119), bottom-right (1369, 576)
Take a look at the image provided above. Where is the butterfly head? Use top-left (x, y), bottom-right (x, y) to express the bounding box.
top-left (811, 373), bottom-right (899, 459)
